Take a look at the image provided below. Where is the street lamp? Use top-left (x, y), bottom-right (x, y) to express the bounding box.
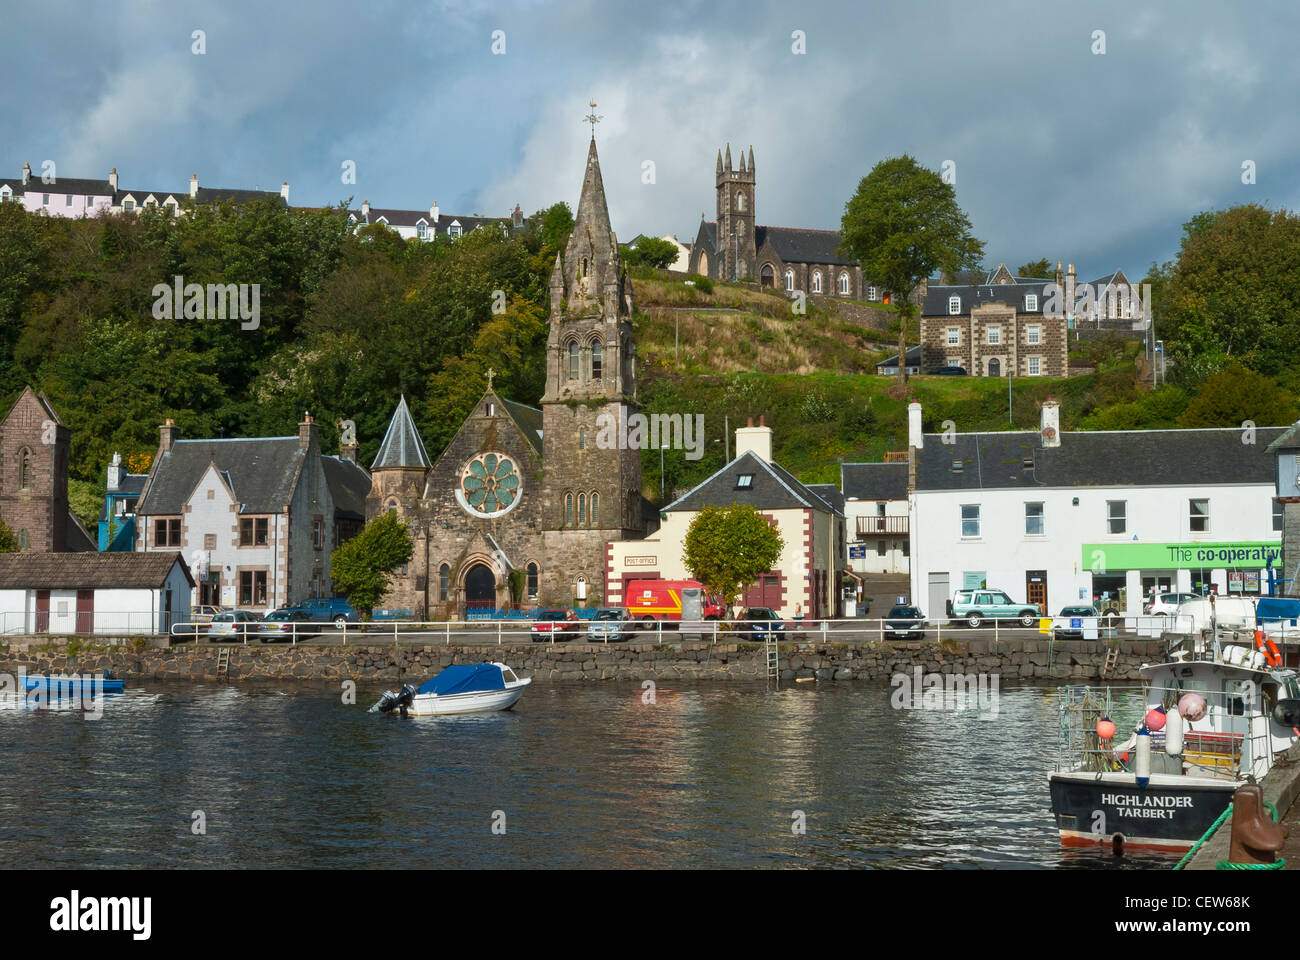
top-left (660, 442), bottom-right (670, 500)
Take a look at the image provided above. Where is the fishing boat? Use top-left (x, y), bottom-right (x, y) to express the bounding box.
top-left (23, 671), bottom-right (125, 694)
top-left (1049, 631), bottom-right (1300, 854)
top-left (368, 662), bottom-right (530, 717)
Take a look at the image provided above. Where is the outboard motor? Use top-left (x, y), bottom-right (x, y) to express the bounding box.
top-left (369, 684), bottom-right (417, 715)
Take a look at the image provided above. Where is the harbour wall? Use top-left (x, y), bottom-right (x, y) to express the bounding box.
top-left (0, 636), bottom-right (1167, 683)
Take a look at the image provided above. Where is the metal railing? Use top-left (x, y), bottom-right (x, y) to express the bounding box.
top-left (167, 613), bottom-right (1195, 646)
top-left (1, 611), bottom-right (169, 636)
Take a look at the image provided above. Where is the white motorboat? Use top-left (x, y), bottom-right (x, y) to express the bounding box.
top-left (368, 662), bottom-right (530, 717)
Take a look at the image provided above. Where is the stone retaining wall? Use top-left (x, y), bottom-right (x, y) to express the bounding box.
top-left (0, 637), bottom-right (1166, 684)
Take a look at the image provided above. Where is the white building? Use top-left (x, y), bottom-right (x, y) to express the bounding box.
top-left (0, 551), bottom-right (194, 635)
top-left (606, 418), bottom-right (847, 618)
top-left (842, 461), bottom-right (909, 575)
top-left (907, 398), bottom-right (1285, 619)
top-left (347, 201), bottom-right (527, 242)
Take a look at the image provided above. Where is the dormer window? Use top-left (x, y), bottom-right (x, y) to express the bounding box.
top-left (736, 473), bottom-right (754, 489)
top-left (450, 222), bottom-right (462, 239)
top-left (122, 199), bottom-right (135, 212)
top-left (1024, 294), bottom-right (1038, 311)
top-left (948, 296), bottom-right (961, 315)
top-left (417, 223), bottom-right (427, 239)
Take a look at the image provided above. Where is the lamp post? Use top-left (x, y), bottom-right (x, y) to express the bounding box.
top-left (660, 442), bottom-right (670, 500)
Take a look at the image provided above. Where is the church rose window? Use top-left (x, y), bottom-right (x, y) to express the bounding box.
top-left (460, 453), bottom-right (520, 515)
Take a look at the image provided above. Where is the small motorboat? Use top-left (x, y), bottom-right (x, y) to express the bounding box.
top-left (369, 662), bottom-right (530, 717)
top-left (23, 671), bottom-right (125, 694)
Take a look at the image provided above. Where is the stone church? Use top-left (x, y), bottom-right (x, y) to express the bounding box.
top-left (365, 137), bottom-right (646, 615)
top-left (688, 144), bottom-right (867, 300)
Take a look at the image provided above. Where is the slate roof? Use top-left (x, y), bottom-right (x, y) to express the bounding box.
top-left (194, 186), bottom-right (285, 206)
top-left (842, 462), bottom-right (909, 501)
top-left (0, 551), bottom-right (194, 589)
top-left (1266, 421), bottom-right (1300, 452)
top-left (373, 397), bottom-right (432, 469)
top-left (501, 398), bottom-right (543, 454)
top-left (923, 282), bottom-right (1049, 316)
top-left (351, 208), bottom-right (520, 236)
top-left (698, 222), bottom-right (858, 266)
top-left (321, 456), bottom-right (371, 519)
top-left (876, 345), bottom-right (922, 368)
top-left (137, 437), bottom-right (305, 515)
top-left (914, 427), bottom-right (1286, 491)
top-left (807, 483), bottom-right (845, 513)
top-left (666, 450), bottom-right (843, 515)
top-left (20, 177), bottom-right (116, 196)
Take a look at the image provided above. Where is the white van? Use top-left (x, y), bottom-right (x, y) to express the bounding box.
top-left (1174, 595), bottom-right (1258, 634)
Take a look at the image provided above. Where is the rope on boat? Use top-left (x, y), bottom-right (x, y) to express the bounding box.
top-left (1172, 801), bottom-right (1287, 870)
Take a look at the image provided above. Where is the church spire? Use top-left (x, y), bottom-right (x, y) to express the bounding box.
top-left (716, 148), bottom-right (723, 175)
top-left (724, 143), bottom-right (732, 170)
top-left (572, 137), bottom-right (613, 247)
top-left (748, 145), bottom-right (754, 173)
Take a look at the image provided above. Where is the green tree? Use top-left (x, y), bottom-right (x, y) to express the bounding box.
top-left (840, 156), bottom-right (985, 384)
top-left (1017, 258), bottom-right (1052, 279)
top-left (0, 515), bottom-right (17, 552)
top-left (623, 236), bottom-right (680, 270)
top-left (682, 504), bottom-right (785, 617)
top-left (1175, 363), bottom-right (1297, 428)
top-left (329, 512), bottom-right (414, 617)
top-left (532, 201), bottom-right (574, 252)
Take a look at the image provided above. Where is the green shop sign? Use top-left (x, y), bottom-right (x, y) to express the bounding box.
top-left (1081, 541), bottom-right (1282, 571)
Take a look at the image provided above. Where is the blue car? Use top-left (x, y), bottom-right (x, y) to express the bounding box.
top-left (285, 597), bottom-right (361, 628)
top-left (740, 607), bottom-right (786, 640)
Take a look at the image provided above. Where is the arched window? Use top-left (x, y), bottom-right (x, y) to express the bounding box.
top-left (578, 493), bottom-right (586, 524)
top-left (18, 530), bottom-right (27, 550)
top-left (439, 564), bottom-right (450, 602)
top-left (737, 192), bottom-right (746, 212)
top-left (591, 340), bottom-right (602, 382)
top-left (812, 271), bottom-right (822, 293)
top-left (590, 492), bottom-right (599, 526)
top-left (568, 341), bottom-right (579, 380)
top-left (18, 448), bottom-right (31, 490)
top-left (386, 499), bottom-right (398, 515)
top-left (579, 428), bottom-right (585, 450)
top-left (565, 493), bottom-right (573, 525)
top-left (784, 269), bottom-right (794, 292)
top-left (526, 562), bottom-right (539, 599)
top-left (839, 272), bottom-right (850, 295)
top-left (760, 264), bottom-right (774, 287)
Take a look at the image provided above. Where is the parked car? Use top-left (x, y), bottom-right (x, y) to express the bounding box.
top-left (884, 604), bottom-right (926, 640)
top-left (931, 365), bottom-right (967, 376)
top-left (285, 596), bottom-right (361, 628)
top-left (531, 609), bottom-right (581, 642)
top-left (1051, 604), bottom-right (1099, 640)
top-left (175, 604), bottom-right (223, 636)
top-left (738, 607), bottom-right (786, 640)
top-left (587, 607), bottom-right (633, 642)
top-left (948, 589), bottom-right (1040, 628)
top-left (207, 610), bottom-right (263, 640)
top-left (1143, 591), bottom-right (1201, 616)
top-left (259, 609), bottom-right (318, 642)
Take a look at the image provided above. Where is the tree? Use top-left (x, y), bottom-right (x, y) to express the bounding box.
top-left (1018, 259), bottom-right (1052, 279)
top-left (1176, 363), bottom-right (1297, 428)
top-left (682, 504), bottom-right (785, 617)
top-left (0, 516), bottom-right (17, 553)
top-left (623, 236), bottom-right (680, 270)
top-left (840, 156), bottom-right (985, 384)
top-left (329, 512), bottom-right (414, 617)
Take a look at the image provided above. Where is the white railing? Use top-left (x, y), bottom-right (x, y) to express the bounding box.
top-left (167, 614), bottom-right (1198, 646)
top-left (0, 611), bottom-right (165, 636)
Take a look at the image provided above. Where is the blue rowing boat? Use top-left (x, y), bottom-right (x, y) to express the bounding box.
top-left (23, 672), bottom-right (125, 694)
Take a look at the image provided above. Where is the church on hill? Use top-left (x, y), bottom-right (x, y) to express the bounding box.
top-left (365, 136), bottom-right (649, 616)
top-left (688, 144), bottom-right (868, 300)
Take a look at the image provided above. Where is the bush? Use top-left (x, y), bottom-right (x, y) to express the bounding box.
top-left (688, 274), bottom-right (714, 295)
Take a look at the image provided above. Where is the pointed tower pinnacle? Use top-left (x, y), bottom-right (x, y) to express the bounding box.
top-left (716, 149), bottom-right (723, 175)
top-left (748, 145), bottom-right (754, 173)
top-left (372, 395), bottom-right (432, 470)
top-left (739, 150), bottom-right (746, 173)
top-left (724, 144), bottom-right (732, 170)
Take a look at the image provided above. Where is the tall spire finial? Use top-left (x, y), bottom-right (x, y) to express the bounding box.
top-left (584, 100), bottom-right (601, 138)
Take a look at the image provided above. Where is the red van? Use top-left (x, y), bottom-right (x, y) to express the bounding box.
top-left (624, 580), bottom-right (724, 623)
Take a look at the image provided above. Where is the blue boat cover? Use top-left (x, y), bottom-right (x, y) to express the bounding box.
top-left (416, 663), bottom-right (505, 696)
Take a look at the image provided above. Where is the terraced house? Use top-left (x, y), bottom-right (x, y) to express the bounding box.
top-left (134, 414), bottom-right (369, 612)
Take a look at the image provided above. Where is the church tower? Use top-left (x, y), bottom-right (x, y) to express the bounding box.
top-left (540, 134), bottom-right (643, 598)
top-left (716, 144), bottom-right (757, 281)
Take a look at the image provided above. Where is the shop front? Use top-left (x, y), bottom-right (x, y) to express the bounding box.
top-left (1080, 540), bottom-right (1282, 614)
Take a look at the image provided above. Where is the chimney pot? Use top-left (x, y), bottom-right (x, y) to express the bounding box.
top-left (747, 416), bottom-right (754, 427)
top-left (159, 419), bottom-right (180, 453)
top-left (908, 401), bottom-right (924, 450)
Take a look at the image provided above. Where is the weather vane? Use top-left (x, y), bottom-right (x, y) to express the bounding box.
top-left (584, 100), bottom-right (601, 137)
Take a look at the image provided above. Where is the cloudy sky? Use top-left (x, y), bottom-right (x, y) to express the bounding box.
top-left (2, 0), bottom-right (1296, 279)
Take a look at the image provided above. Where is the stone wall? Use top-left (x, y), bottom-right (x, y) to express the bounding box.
top-left (0, 636), bottom-right (1166, 684)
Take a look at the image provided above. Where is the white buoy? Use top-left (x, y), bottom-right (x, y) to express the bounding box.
top-left (1135, 728), bottom-right (1151, 787)
top-left (1165, 708), bottom-right (1184, 756)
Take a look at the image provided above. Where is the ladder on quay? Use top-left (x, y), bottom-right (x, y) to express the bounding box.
top-left (1099, 644), bottom-right (1119, 679)
top-left (766, 637), bottom-right (780, 688)
top-left (216, 646), bottom-right (231, 680)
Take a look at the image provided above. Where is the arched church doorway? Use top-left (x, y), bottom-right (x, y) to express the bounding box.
top-left (464, 562), bottom-right (496, 614)
top-left (760, 264), bottom-right (775, 287)
top-left (987, 358), bottom-right (1001, 377)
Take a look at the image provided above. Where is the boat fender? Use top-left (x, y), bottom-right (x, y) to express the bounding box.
top-left (1134, 728), bottom-right (1151, 787)
top-left (1145, 706), bottom-right (1167, 732)
top-left (1096, 716), bottom-right (1116, 740)
top-left (1178, 692), bottom-right (1207, 723)
top-left (1164, 708), bottom-right (1183, 756)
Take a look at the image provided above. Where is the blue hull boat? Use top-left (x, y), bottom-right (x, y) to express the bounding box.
top-left (23, 673), bottom-right (125, 694)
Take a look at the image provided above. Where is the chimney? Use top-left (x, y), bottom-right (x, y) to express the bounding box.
top-left (1041, 397), bottom-right (1061, 448)
top-left (22, 161), bottom-right (30, 186)
top-left (107, 452), bottom-right (123, 492)
top-left (160, 418), bottom-right (180, 453)
top-left (908, 401), bottom-right (924, 450)
top-left (1054, 261), bottom-right (1063, 289)
top-left (189, 174), bottom-right (199, 199)
top-left (430, 201), bottom-right (439, 223)
top-left (512, 204), bottom-right (523, 230)
top-left (299, 411), bottom-right (318, 451)
top-left (340, 423), bottom-right (358, 462)
top-left (109, 167), bottom-right (118, 191)
top-left (735, 416), bottom-right (772, 463)
top-left (362, 199), bottom-right (370, 218)
top-left (280, 181), bottom-right (290, 202)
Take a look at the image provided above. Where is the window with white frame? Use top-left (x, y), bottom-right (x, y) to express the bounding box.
top-left (867, 285), bottom-right (877, 301)
top-left (1027, 357), bottom-right (1041, 376)
top-left (812, 271), bottom-right (822, 293)
top-left (1107, 500), bottom-right (1126, 535)
top-left (948, 296), bottom-right (962, 315)
top-left (1189, 498), bottom-right (1210, 533)
top-left (417, 223), bottom-right (427, 239)
top-left (987, 326), bottom-right (1001, 345)
top-left (784, 269), bottom-right (794, 291)
top-left (1025, 501), bottom-right (1044, 536)
top-left (1024, 293), bottom-right (1038, 311)
top-left (65, 195), bottom-right (73, 207)
top-left (947, 356), bottom-right (962, 368)
top-left (1275, 499), bottom-right (1284, 532)
top-left (960, 504), bottom-right (981, 538)
top-left (839, 272), bottom-right (849, 294)
top-left (947, 327), bottom-right (960, 346)
top-left (42, 194), bottom-right (50, 205)
top-left (1027, 324), bottom-right (1041, 345)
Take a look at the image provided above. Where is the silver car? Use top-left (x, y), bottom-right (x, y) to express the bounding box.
top-left (587, 607), bottom-right (633, 642)
top-left (207, 610), bottom-right (262, 640)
